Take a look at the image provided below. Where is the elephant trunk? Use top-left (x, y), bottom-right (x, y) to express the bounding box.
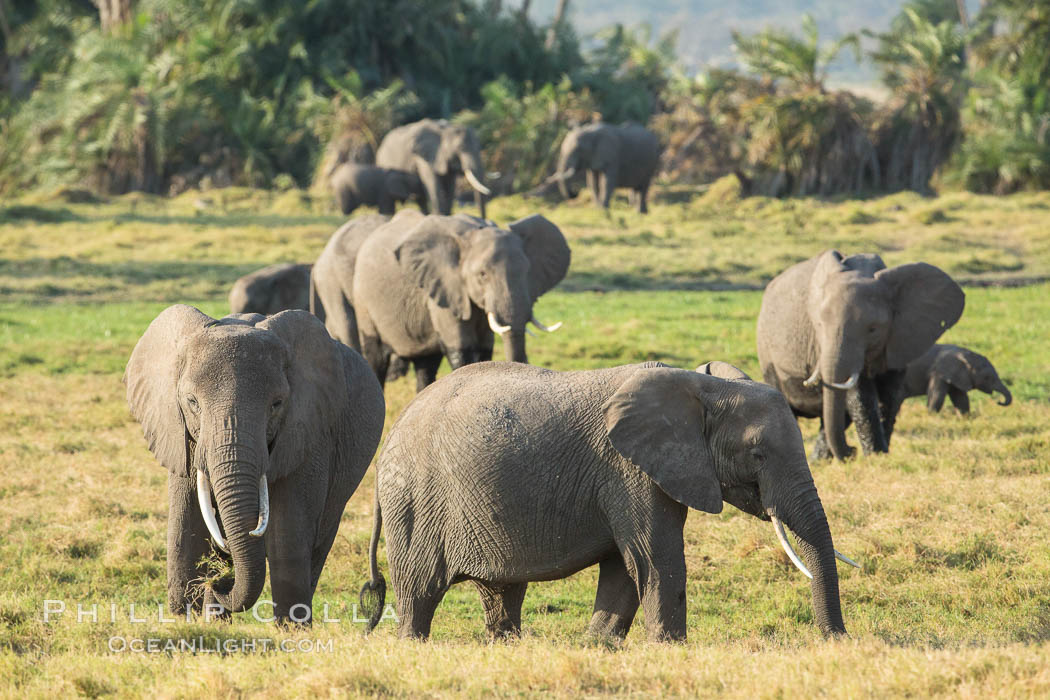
top-left (992, 379), bottom-right (1012, 407)
top-left (204, 441), bottom-right (268, 613)
top-left (557, 150), bottom-right (576, 199)
top-left (775, 485), bottom-right (847, 637)
top-left (821, 385), bottom-right (850, 461)
top-left (503, 329), bottom-right (527, 364)
top-left (460, 152), bottom-right (489, 218)
top-left (820, 349), bottom-right (859, 460)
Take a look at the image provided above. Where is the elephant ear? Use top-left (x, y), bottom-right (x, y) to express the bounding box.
top-left (932, 349), bottom-right (973, 391)
top-left (124, 304), bottom-right (214, 477)
top-left (258, 310), bottom-right (358, 480)
top-left (696, 361), bottom-right (751, 381)
top-left (394, 219), bottom-right (472, 320)
top-left (508, 214), bottom-right (571, 301)
top-left (603, 367), bottom-right (723, 514)
top-left (876, 263), bottom-right (965, 369)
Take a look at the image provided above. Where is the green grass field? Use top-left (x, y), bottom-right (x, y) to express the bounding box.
top-left (1, 185), bottom-right (1049, 697)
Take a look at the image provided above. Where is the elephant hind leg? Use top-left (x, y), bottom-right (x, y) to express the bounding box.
top-left (637, 183), bottom-right (650, 214)
top-left (948, 386), bottom-right (971, 415)
top-left (395, 582), bottom-right (450, 640)
top-left (412, 354), bottom-right (443, 393)
top-left (588, 555), bottom-right (640, 640)
top-left (475, 581), bottom-right (527, 639)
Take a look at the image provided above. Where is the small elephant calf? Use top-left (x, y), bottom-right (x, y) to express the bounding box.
top-left (330, 162), bottom-right (423, 215)
top-left (902, 343), bottom-right (1012, 413)
top-left (229, 262), bottom-right (312, 316)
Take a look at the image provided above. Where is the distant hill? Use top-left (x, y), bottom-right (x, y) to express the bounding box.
top-left (528, 0), bottom-right (982, 83)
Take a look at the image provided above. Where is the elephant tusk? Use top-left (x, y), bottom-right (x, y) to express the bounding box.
top-left (249, 474), bottom-right (269, 538)
top-left (803, 367), bottom-right (821, 388)
top-left (196, 470), bottom-right (229, 553)
top-left (487, 311), bottom-right (512, 335)
top-left (825, 372), bottom-right (859, 391)
top-left (771, 516), bottom-right (812, 579)
top-left (835, 549), bottom-right (861, 569)
top-left (529, 316), bottom-right (562, 333)
top-left (526, 327), bottom-right (536, 337)
top-left (559, 167), bottom-right (576, 180)
top-left (465, 169), bottom-right (492, 196)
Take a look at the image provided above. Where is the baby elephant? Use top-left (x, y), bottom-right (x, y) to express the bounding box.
top-left (330, 162), bottom-right (423, 215)
top-left (125, 306), bottom-right (384, 623)
top-left (228, 262), bottom-right (312, 315)
top-left (902, 344), bottom-right (1011, 413)
top-left (361, 360), bottom-right (856, 641)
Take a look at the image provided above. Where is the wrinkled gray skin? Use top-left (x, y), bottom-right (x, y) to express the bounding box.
top-left (124, 306), bottom-right (384, 623)
top-left (353, 210), bottom-right (570, 391)
top-left (376, 119), bottom-right (490, 219)
top-left (229, 263), bottom-right (312, 316)
top-left (361, 361), bottom-right (847, 640)
top-left (556, 122), bottom-right (662, 213)
top-left (329, 162), bottom-right (424, 216)
top-left (902, 343), bottom-right (1011, 414)
top-left (757, 250), bottom-right (965, 461)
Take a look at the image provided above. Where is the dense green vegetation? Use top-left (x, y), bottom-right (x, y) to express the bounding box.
top-left (1, 0), bottom-right (1047, 200)
top-left (1, 192), bottom-right (1049, 695)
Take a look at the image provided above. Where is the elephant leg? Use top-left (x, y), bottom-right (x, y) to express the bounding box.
top-left (438, 175), bottom-right (455, 215)
top-left (588, 555), bottom-right (640, 639)
top-left (417, 166), bottom-right (442, 215)
top-left (360, 334), bottom-right (393, 385)
top-left (811, 413), bottom-right (854, 462)
top-left (474, 581), bottom-right (528, 639)
top-left (600, 171), bottom-right (617, 209)
top-left (948, 386), bottom-right (971, 415)
top-left (618, 515), bottom-right (688, 641)
top-left (587, 170), bottom-right (599, 203)
top-left (323, 293), bottom-right (360, 352)
top-left (166, 472), bottom-right (212, 614)
top-left (875, 369), bottom-right (906, 448)
top-left (413, 354), bottom-right (443, 392)
top-left (395, 581), bottom-right (450, 640)
top-left (266, 475), bottom-right (326, 625)
top-left (927, 378), bottom-right (949, 413)
top-left (377, 195), bottom-right (396, 215)
top-left (637, 183), bottom-right (650, 214)
top-left (846, 377), bottom-right (887, 454)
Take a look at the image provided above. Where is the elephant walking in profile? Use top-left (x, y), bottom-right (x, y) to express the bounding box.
top-left (555, 122), bottom-right (662, 213)
top-left (352, 210), bottom-right (570, 391)
top-left (229, 263), bottom-right (312, 315)
top-left (376, 119), bottom-right (492, 219)
top-left (124, 306), bottom-right (384, 623)
top-left (901, 344), bottom-right (1012, 414)
top-left (329, 163), bottom-right (424, 216)
top-left (360, 360), bottom-right (856, 640)
top-left (757, 250), bottom-right (965, 461)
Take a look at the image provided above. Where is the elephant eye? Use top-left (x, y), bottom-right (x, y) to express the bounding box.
top-left (750, 448), bottom-right (765, 464)
top-left (186, 395), bottom-right (199, 414)
top-left (271, 398), bottom-right (284, 413)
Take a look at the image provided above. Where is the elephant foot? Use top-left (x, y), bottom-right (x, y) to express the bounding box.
top-left (202, 587), bottom-right (233, 622)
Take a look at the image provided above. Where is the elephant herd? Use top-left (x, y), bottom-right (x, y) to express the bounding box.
top-left (326, 118), bottom-right (663, 217)
top-left (130, 195), bottom-right (1011, 641)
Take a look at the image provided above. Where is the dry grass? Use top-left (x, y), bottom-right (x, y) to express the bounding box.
top-left (1, 186), bottom-right (1050, 697)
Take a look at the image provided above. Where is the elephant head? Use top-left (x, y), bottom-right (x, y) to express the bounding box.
top-left (429, 123), bottom-right (490, 218)
top-left (604, 363), bottom-right (852, 637)
top-left (394, 214), bottom-right (570, 365)
top-left (932, 346), bottom-right (1011, 408)
top-left (806, 250), bottom-right (965, 459)
top-left (124, 306), bottom-right (360, 613)
top-left (556, 124), bottom-right (616, 199)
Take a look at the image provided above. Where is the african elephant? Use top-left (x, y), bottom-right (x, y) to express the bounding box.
top-left (329, 162), bottom-right (424, 216)
top-left (901, 344), bottom-right (1011, 414)
top-left (556, 122), bottom-right (662, 213)
top-left (124, 306), bottom-right (384, 622)
top-left (376, 119), bottom-right (491, 219)
top-left (229, 263), bottom-right (312, 316)
top-left (353, 210), bottom-right (570, 391)
top-left (359, 361), bottom-right (855, 640)
top-left (757, 250), bottom-right (965, 461)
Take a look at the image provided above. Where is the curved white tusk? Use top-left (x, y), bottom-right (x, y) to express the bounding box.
top-left (529, 316), bottom-right (562, 333)
top-left (249, 475), bottom-right (269, 538)
top-left (835, 549), bottom-right (861, 569)
top-left (803, 367), bottom-right (821, 388)
top-left (196, 470), bottom-right (229, 553)
top-left (487, 311), bottom-right (512, 335)
top-left (771, 516), bottom-right (812, 579)
top-left (465, 169), bottom-right (492, 196)
top-left (826, 372), bottom-right (860, 391)
top-left (560, 167), bottom-right (577, 180)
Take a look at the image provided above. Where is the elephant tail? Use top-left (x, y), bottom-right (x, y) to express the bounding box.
top-left (358, 484), bottom-right (385, 634)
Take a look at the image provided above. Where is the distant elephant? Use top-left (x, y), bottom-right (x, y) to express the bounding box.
top-left (124, 306), bottom-right (384, 623)
top-left (757, 250), bottom-right (965, 461)
top-left (556, 122), bottom-right (662, 213)
top-left (360, 361), bottom-right (856, 640)
top-left (353, 210), bottom-right (570, 391)
top-left (229, 263), bottom-right (312, 316)
top-left (329, 162), bottom-right (424, 216)
top-left (376, 119), bottom-right (491, 219)
top-left (901, 344), bottom-right (1011, 414)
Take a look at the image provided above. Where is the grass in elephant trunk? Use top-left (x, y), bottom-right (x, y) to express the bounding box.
top-left (2, 192), bottom-right (1050, 695)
